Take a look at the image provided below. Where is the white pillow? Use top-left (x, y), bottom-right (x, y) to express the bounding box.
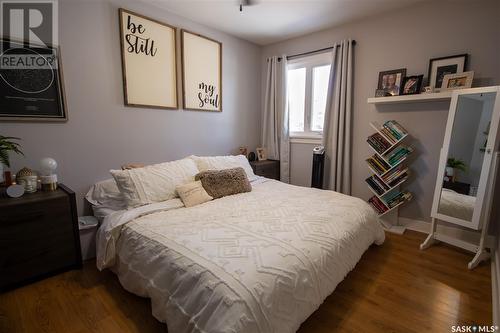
top-left (85, 178), bottom-right (125, 209)
top-left (110, 158), bottom-right (199, 208)
top-left (189, 155), bottom-right (257, 181)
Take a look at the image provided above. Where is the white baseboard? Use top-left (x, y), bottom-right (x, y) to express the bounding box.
top-left (399, 217), bottom-right (481, 245)
top-left (493, 247), bottom-right (500, 326)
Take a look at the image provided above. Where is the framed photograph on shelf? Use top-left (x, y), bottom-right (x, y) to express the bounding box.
top-left (181, 30), bottom-right (222, 112)
top-left (256, 147), bottom-right (267, 161)
top-left (377, 68), bottom-right (406, 96)
top-left (401, 75), bottom-right (423, 95)
top-left (441, 71), bottom-right (474, 91)
top-left (0, 39), bottom-right (67, 121)
top-left (427, 54), bottom-right (467, 91)
top-left (119, 8), bottom-right (178, 109)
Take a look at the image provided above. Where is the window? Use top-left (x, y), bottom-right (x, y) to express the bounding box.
top-left (287, 52), bottom-right (332, 138)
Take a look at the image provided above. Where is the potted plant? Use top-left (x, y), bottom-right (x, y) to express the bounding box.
top-left (0, 136), bottom-right (24, 184)
top-left (446, 157), bottom-right (466, 182)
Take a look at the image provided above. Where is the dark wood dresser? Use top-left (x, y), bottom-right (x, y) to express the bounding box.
top-left (0, 183), bottom-right (82, 291)
top-left (250, 159), bottom-right (280, 180)
top-left (443, 181), bottom-right (471, 195)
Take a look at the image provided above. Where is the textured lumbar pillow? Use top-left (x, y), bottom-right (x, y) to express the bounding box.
top-left (176, 181), bottom-right (213, 208)
top-left (195, 167), bottom-right (252, 199)
top-left (110, 158), bottom-right (199, 208)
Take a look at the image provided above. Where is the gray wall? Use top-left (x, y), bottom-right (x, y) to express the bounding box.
top-left (0, 0), bottom-right (262, 214)
top-left (262, 0), bottom-right (500, 222)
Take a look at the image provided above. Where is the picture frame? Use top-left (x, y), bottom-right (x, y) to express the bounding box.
top-left (181, 30), bottom-right (222, 112)
top-left (377, 68), bottom-right (406, 96)
top-left (401, 75), bottom-right (423, 95)
top-left (0, 38), bottom-right (68, 122)
top-left (441, 71), bottom-right (474, 91)
top-left (119, 8), bottom-right (178, 109)
top-left (239, 146), bottom-right (248, 157)
top-left (427, 54), bottom-right (467, 91)
top-left (256, 147), bottom-right (267, 161)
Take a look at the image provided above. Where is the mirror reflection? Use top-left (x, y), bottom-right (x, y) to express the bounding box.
top-left (438, 92), bottom-right (496, 221)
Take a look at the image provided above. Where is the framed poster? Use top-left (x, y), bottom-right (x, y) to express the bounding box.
top-left (119, 8), bottom-right (177, 109)
top-left (181, 30), bottom-right (222, 112)
top-left (0, 39), bottom-right (67, 121)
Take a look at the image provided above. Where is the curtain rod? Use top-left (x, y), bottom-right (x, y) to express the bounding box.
top-left (275, 40), bottom-right (356, 62)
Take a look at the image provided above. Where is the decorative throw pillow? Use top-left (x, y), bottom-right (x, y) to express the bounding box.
top-left (176, 181), bottom-right (213, 208)
top-left (195, 167), bottom-right (252, 199)
top-left (110, 158), bottom-right (199, 208)
top-left (189, 155), bottom-right (258, 181)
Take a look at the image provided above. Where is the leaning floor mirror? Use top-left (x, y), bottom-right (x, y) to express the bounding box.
top-left (421, 86), bottom-right (500, 269)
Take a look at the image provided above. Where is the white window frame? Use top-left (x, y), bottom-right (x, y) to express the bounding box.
top-left (287, 51), bottom-right (332, 140)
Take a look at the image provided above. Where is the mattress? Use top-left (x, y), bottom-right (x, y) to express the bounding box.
top-left (96, 178), bottom-right (385, 333)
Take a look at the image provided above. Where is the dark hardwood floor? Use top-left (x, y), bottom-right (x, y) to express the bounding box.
top-left (0, 231), bottom-right (492, 333)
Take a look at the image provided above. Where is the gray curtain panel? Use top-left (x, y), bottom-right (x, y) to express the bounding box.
top-left (262, 56), bottom-right (290, 183)
top-left (322, 40), bottom-right (354, 194)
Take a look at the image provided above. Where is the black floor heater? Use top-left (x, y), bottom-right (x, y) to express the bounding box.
top-left (311, 146), bottom-right (325, 189)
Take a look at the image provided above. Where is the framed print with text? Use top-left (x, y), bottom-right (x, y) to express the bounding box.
top-left (181, 30), bottom-right (222, 112)
top-left (119, 8), bottom-right (177, 109)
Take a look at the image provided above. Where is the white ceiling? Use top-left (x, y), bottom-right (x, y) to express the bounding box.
top-left (149, 0), bottom-right (427, 45)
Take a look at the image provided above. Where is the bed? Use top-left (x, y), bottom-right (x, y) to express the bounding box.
top-left (438, 188), bottom-right (476, 221)
top-left (93, 158), bottom-right (384, 333)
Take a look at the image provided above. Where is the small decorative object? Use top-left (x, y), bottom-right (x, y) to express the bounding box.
top-left (119, 9), bottom-right (178, 109)
top-left (0, 135), bottom-right (24, 185)
top-left (423, 86), bottom-right (433, 93)
top-left (40, 157), bottom-right (58, 191)
top-left (0, 39), bottom-right (67, 121)
top-left (446, 157), bottom-right (466, 182)
top-left (441, 71), bottom-right (474, 91)
top-left (427, 54), bottom-right (467, 91)
top-left (377, 68), bottom-right (406, 96)
top-left (256, 147), bottom-right (267, 161)
top-left (16, 167), bottom-right (37, 193)
top-left (6, 184), bottom-right (24, 198)
top-left (375, 89), bottom-right (388, 97)
top-left (401, 75), bottom-right (423, 95)
top-left (239, 147), bottom-right (248, 157)
top-left (248, 152), bottom-right (256, 162)
top-left (182, 30), bottom-right (222, 112)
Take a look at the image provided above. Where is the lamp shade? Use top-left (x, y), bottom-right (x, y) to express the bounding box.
top-left (40, 157), bottom-right (57, 175)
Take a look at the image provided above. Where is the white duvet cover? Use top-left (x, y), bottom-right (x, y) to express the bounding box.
top-left (438, 188), bottom-right (476, 221)
top-left (96, 179), bottom-right (384, 333)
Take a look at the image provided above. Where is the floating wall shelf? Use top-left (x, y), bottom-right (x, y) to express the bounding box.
top-left (367, 91), bottom-right (453, 105)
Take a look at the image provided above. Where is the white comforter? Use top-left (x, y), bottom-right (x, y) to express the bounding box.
top-left (438, 188), bottom-right (476, 221)
top-left (96, 179), bottom-right (384, 333)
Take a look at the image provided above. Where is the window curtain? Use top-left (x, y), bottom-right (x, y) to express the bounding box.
top-left (262, 55), bottom-right (290, 183)
top-left (322, 40), bottom-right (354, 194)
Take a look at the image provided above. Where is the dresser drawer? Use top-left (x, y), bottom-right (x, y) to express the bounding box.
top-left (250, 160), bottom-right (280, 180)
top-left (0, 185), bottom-right (81, 290)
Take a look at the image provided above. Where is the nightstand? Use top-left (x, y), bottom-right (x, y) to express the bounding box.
top-left (0, 184), bottom-right (82, 291)
top-left (250, 159), bottom-right (280, 180)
